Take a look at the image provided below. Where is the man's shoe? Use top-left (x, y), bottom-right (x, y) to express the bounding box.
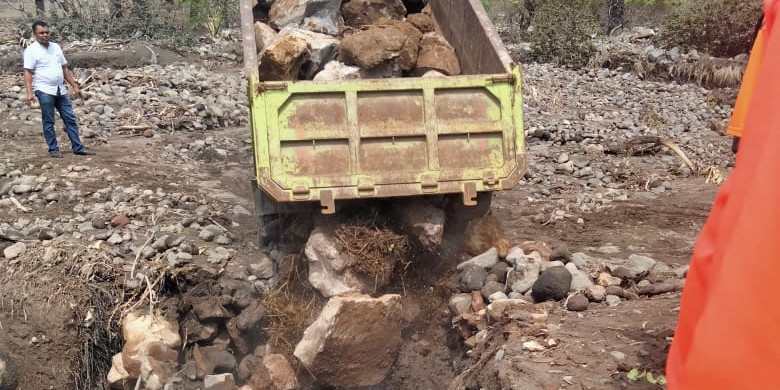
top-left (74, 149), bottom-right (96, 156)
top-left (49, 151), bottom-right (63, 158)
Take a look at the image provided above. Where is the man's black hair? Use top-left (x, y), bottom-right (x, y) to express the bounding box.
top-left (31, 20), bottom-right (48, 32)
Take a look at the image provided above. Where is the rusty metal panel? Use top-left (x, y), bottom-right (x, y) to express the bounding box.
top-left (357, 91), bottom-right (426, 137)
top-left (359, 136), bottom-right (429, 174)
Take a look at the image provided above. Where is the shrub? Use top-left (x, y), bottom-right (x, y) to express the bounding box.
top-left (526, 0), bottom-right (601, 68)
top-left (661, 0), bottom-right (763, 57)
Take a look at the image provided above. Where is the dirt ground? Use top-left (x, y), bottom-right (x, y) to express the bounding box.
top-left (0, 46), bottom-right (722, 390)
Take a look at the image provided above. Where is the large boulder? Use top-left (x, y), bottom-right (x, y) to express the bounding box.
top-left (269, 0), bottom-right (343, 36)
top-left (108, 311), bottom-right (181, 390)
top-left (342, 0), bottom-right (407, 28)
top-left (305, 227), bottom-right (394, 297)
top-left (259, 31), bottom-right (312, 81)
top-left (339, 22), bottom-right (422, 75)
top-left (294, 294), bottom-right (402, 388)
top-left (413, 32), bottom-right (461, 76)
top-left (254, 21), bottom-right (278, 53)
top-left (275, 27), bottom-right (339, 80)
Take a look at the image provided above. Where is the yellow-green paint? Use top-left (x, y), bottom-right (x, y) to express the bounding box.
top-left (249, 71), bottom-right (525, 202)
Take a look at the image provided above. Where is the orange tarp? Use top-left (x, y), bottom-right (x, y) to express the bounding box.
top-left (727, 21), bottom-right (766, 137)
top-left (667, 1), bottom-right (780, 389)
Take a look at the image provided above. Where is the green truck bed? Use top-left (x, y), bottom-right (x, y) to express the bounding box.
top-left (239, 0), bottom-right (526, 215)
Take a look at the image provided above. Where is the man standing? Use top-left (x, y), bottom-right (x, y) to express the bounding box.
top-left (23, 21), bottom-right (95, 158)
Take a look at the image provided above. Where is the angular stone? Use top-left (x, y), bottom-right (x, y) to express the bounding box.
top-left (249, 255), bottom-right (275, 279)
top-left (393, 200), bottom-right (446, 249)
top-left (339, 22), bottom-right (422, 72)
top-left (584, 284), bottom-right (606, 302)
top-left (259, 33), bottom-right (311, 81)
top-left (531, 266), bottom-right (572, 302)
top-left (192, 300), bottom-right (232, 321)
top-left (313, 61), bottom-right (362, 81)
top-left (407, 12), bottom-right (435, 33)
top-left (457, 247), bottom-right (499, 270)
top-left (205, 247), bottom-right (232, 264)
top-left (488, 261), bottom-right (508, 283)
top-left (506, 249), bottom-right (541, 294)
top-left (270, 0), bottom-right (343, 36)
top-left (596, 272), bottom-right (622, 287)
top-left (264, 354), bottom-right (298, 390)
top-left (3, 242), bottom-right (26, 260)
top-left (193, 345), bottom-right (237, 379)
top-left (413, 32), bottom-right (461, 76)
top-left (566, 263), bottom-right (594, 292)
top-left (458, 265), bottom-right (488, 292)
top-left (485, 299), bottom-right (532, 323)
top-left (481, 280), bottom-right (505, 301)
top-left (254, 21), bottom-right (278, 52)
top-left (204, 373), bottom-right (236, 390)
top-left (113, 311), bottom-right (180, 388)
top-left (342, 0), bottom-right (406, 27)
top-left (294, 294), bottom-right (402, 388)
top-left (448, 293), bottom-right (472, 316)
top-left (519, 240), bottom-right (553, 261)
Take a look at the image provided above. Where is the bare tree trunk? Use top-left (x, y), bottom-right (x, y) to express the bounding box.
top-left (607, 0), bottom-right (624, 35)
top-left (35, 0), bottom-right (45, 14)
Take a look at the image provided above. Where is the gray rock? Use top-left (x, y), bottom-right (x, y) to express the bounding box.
top-left (152, 235), bottom-right (170, 251)
top-left (199, 229), bottom-right (216, 241)
top-left (3, 242), bottom-right (26, 260)
top-left (567, 265), bottom-right (594, 292)
top-left (488, 262), bottom-right (508, 283)
top-left (92, 218), bottom-right (107, 229)
top-left (107, 233), bottom-right (124, 245)
top-left (481, 280), bottom-right (505, 301)
top-left (270, 0), bottom-right (343, 36)
top-left (488, 291), bottom-right (508, 302)
top-left (215, 235), bottom-right (232, 245)
top-left (610, 350), bottom-right (627, 362)
top-left (566, 294), bottom-right (589, 311)
top-left (458, 265), bottom-right (488, 292)
top-left (531, 266), bottom-right (572, 302)
top-left (448, 293), bottom-right (472, 316)
top-left (605, 294), bottom-right (621, 307)
top-left (249, 256), bottom-right (275, 279)
top-left (647, 48), bottom-right (666, 62)
top-left (506, 250), bottom-right (541, 294)
top-left (457, 247), bottom-right (499, 270)
top-left (206, 247), bottom-right (232, 264)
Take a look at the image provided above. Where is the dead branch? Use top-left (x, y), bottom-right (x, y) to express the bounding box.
top-left (621, 136), bottom-right (696, 172)
top-left (9, 196), bottom-right (32, 213)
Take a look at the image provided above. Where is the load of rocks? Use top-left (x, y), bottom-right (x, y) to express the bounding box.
top-left (449, 236), bottom-right (688, 347)
top-left (253, 0), bottom-right (462, 81)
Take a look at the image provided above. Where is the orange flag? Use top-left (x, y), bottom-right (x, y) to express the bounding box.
top-left (667, 1), bottom-right (780, 388)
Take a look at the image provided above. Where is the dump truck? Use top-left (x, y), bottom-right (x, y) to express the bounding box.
top-left (238, 0), bottom-right (526, 242)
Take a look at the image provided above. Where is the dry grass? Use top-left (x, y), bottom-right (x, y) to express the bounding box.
top-left (334, 222), bottom-right (409, 286)
top-left (262, 284), bottom-right (321, 354)
top-left (667, 58), bottom-right (744, 88)
top-left (590, 50), bottom-right (746, 88)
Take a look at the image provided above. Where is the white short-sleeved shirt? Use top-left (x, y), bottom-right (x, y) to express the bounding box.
top-left (23, 41), bottom-right (68, 96)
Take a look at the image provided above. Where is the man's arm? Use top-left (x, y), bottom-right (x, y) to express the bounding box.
top-left (62, 66), bottom-right (82, 99)
top-left (23, 68), bottom-right (35, 107)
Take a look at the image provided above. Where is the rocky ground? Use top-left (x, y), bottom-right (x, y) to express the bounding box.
top-left (0, 14), bottom-right (734, 390)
